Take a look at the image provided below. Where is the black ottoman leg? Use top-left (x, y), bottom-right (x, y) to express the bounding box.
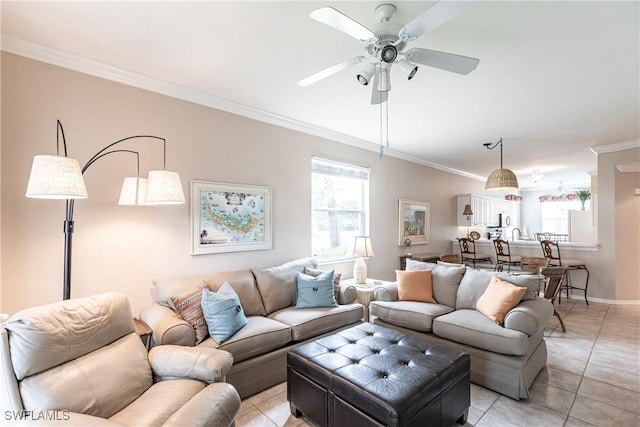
top-left (456, 409), bottom-right (468, 425)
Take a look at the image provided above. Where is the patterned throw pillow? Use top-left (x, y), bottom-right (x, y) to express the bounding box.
top-left (295, 270), bottom-right (338, 309)
top-left (170, 281), bottom-right (209, 344)
top-left (201, 282), bottom-right (248, 344)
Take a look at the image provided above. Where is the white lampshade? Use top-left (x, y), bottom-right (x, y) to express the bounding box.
top-left (144, 170), bottom-right (185, 205)
top-left (118, 177), bottom-right (148, 206)
top-left (352, 236), bottom-right (375, 258)
top-left (25, 155), bottom-right (88, 199)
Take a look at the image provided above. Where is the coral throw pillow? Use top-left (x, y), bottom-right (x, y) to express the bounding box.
top-left (476, 276), bottom-right (527, 324)
top-left (396, 270), bottom-right (436, 303)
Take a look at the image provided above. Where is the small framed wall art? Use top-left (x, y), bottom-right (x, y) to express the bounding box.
top-left (191, 180), bottom-right (272, 255)
top-left (398, 198), bottom-right (430, 246)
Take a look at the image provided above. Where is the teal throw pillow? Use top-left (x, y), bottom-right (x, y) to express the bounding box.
top-left (201, 282), bottom-right (248, 344)
top-left (296, 270), bottom-right (338, 309)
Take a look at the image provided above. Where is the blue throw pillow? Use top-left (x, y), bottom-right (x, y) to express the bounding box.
top-left (296, 270), bottom-right (338, 309)
top-left (201, 282), bottom-right (248, 344)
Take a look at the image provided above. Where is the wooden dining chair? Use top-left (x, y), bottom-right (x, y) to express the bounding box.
top-left (457, 237), bottom-right (492, 268)
top-left (540, 266), bottom-right (569, 332)
top-left (540, 240), bottom-right (590, 304)
top-left (493, 238), bottom-right (520, 272)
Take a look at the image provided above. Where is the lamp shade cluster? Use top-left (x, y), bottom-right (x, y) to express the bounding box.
top-left (26, 157), bottom-right (185, 205)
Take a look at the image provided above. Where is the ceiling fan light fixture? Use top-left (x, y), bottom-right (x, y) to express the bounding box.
top-left (397, 59), bottom-right (418, 80)
top-left (357, 63), bottom-right (376, 85)
top-left (380, 44), bottom-right (397, 63)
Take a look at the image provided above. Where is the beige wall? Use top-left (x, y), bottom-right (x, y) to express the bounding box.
top-left (1, 53), bottom-right (488, 315)
top-left (598, 147), bottom-right (640, 301)
top-left (615, 168), bottom-right (640, 300)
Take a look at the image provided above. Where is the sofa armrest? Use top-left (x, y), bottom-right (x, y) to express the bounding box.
top-left (337, 283), bottom-right (357, 304)
top-left (140, 303), bottom-right (196, 346)
top-left (149, 345), bottom-right (234, 383)
top-left (162, 382), bottom-right (240, 427)
top-left (504, 297), bottom-right (554, 336)
top-left (372, 282), bottom-right (398, 302)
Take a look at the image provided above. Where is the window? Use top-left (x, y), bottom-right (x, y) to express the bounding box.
top-left (540, 200), bottom-right (588, 237)
top-left (311, 157), bottom-right (370, 261)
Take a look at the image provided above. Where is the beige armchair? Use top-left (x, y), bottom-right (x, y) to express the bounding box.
top-left (0, 292), bottom-right (240, 426)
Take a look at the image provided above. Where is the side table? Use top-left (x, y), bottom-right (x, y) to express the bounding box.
top-left (399, 253), bottom-right (441, 270)
top-left (341, 278), bottom-right (393, 321)
top-left (134, 318), bottom-right (153, 351)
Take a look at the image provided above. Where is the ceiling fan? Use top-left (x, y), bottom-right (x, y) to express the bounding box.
top-left (298, 2), bottom-right (480, 104)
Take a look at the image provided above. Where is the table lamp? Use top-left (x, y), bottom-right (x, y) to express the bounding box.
top-left (352, 236), bottom-right (375, 284)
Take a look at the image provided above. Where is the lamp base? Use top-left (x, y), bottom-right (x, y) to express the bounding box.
top-left (353, 258), bottom-right (367, 284)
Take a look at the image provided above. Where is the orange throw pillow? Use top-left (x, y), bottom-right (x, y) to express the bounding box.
top-left (396, 270), bottom-right (436, 303)
top-left (476, 276), bottom-right (527, 324)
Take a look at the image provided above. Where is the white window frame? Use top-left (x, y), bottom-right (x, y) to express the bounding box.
top-left (311, 157), bottom-right (370, 262)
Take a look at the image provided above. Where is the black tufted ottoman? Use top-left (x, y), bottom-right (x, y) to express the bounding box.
top-left (287, 323), bottom-right (470, 427)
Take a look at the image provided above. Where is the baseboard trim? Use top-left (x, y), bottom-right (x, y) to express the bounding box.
top-left (565, 294), bottom-right (640, 305)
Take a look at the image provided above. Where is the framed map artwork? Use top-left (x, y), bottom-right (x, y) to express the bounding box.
top-left (398, 198), bottom-right (430, 246)
top-left (191, 181), bottom-right (272, 255)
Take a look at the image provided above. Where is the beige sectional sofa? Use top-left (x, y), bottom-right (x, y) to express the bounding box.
top-left (140, 257), bottom-right (364, 398)
top-left (370, 259), bottom-right (554, 400)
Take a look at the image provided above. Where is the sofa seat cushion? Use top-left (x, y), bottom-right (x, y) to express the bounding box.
top-left (433, 310), bottom-right (529, 356)
top-left (109, 379), bottom-right (205, 426)
top-left (369, 301), bottom-right (454, 333)
top-left (199, 316), bottom-right (291, 363)
top-left (269, 303), bottom-right (363, 341)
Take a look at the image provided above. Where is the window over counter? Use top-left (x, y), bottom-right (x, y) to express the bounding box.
top-left (311, 157), bottom-right (370, 261)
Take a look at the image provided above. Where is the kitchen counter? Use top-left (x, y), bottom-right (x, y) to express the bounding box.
top-left (451, 239), bottom-right (599, 252)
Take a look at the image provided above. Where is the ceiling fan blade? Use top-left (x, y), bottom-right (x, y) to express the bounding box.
top-left (370, 70), bottom-right (389, 105)
top-left (310, 7), bottom-right (375, 42)
top-left (298, 56), bottom-right (364, 87)
top-left (400, 1), bottom-right (474, 41)
top-left (407, 48), bottom-right (479, 75)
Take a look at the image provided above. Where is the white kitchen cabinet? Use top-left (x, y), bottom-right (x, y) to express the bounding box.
top-left (456, 194), bottom-right (516, 228)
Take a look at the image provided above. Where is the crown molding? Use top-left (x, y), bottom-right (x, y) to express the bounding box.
top-left (1, 36), bottom-right (486, 183)
top-left (616, 162), bottom-right (640, 173)
top-left (591, 139), bottom-right (640, 155)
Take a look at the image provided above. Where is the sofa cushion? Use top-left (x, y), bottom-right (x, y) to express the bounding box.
top-left (200, 316), bottom-right (291, 364)
top-left (476, 276), bottom-right (527, 324)
top-left (252, 257), bottom-right (317, 314)
top-left (5, 292), bottom-right (135, 380)
top-left (396, 270), bottom-right (436, 303)
top-left (153, 270), bottom-right (267, 317)
top-left (456, 268), bottom-right (542, 310)
top-left (369, 301), bottom-right (454, 333)
top-left (304, 267), bottom-right (342, 302)
top-left (268, 304), bottom-right (362, 341)
top-left (20, 333), bottom-right (152, 418)
top-left (201, 283), bottom-right (248, 344)
top-left (433, 309), bottom-right (529, 356)
top-left (170, 281), bottom-right (209, 344)
top-left (405, 259), bottom-right (465, 307)
top-left (109, 379), bottom-right (206, 426)
top-left (295, 270), bottom-right (338, 308)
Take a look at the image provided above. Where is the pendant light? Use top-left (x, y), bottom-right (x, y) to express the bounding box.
top-left (483, 138), bottom-right (519, 191)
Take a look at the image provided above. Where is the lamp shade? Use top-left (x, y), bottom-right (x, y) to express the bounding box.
top-left (25, 155), bottom-right (88, 199)
top-left (352, 236), bottom-right (375, 258)
top-left (485, 168), bottom-right (519, 192)
top-left (118, 177), bottom-right (148, 206)
top-left (462, 204), bottom-right (473, 216)
top-left (144, 170), bottom-right (185, 204)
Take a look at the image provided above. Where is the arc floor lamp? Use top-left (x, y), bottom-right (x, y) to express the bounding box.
top-left (25, 120), bottom-right (185, 300)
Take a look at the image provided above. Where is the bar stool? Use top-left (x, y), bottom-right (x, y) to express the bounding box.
top-left (540, 266), bottom-right (569, 332)
top-left (540, 240), bottom-right (590, 304)
top-left (493, 238), bottom-right (520, 272)
top-left (458, 237), bottom-right (492, 268)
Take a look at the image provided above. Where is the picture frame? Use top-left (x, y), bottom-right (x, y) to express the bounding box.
top-left (398, 198), bottom-right (430, 246)
top-left (191, 180), bottom-right (272, 255)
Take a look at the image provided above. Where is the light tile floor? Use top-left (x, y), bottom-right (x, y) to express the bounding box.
top-left (236, 300), bottom-right (639, 426)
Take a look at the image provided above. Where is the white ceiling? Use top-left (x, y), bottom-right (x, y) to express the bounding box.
top-left (2, 1), bottom-right (639, 191)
